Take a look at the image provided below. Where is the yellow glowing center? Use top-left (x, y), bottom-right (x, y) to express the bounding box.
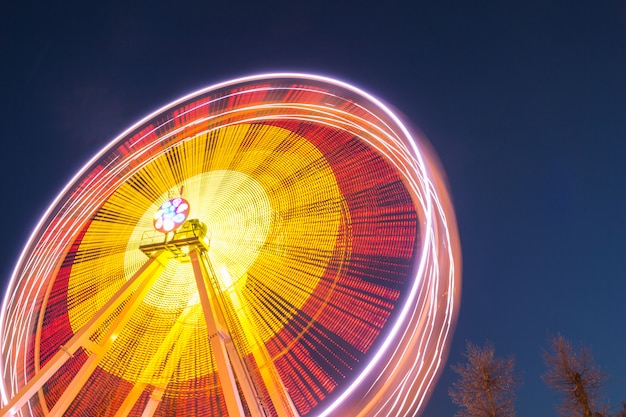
top-left (65, 124), bottom-right (347, 384)
top-left (123, 170), bottom-right (272, 309)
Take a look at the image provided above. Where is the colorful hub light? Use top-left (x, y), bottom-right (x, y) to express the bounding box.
top-left (153, 198), bottom-right (190, 233)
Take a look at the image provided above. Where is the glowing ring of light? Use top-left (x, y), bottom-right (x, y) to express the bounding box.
top-left (0, 73), bottom-right (461, 417)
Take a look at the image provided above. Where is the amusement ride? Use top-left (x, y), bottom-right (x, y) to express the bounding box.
top-left (0, 74), bottom-right (460, 417)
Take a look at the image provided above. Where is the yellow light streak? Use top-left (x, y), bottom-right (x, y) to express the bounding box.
top-left (65, 123), bottom-right (346, 384)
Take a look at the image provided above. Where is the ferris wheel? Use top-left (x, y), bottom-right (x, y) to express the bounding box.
top-left (0, 74), bottom-right (461, 417)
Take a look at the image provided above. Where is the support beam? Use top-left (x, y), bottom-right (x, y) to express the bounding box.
top-left (48, 354), bottom-right (99, 417)
top-left (199, 254), bottom-right (268, 417)
top-left (253, 353), bottom-right (299, 417)
top-left (207, 262), bottom-right (298, 417)
top-left (49, 249), bottom-right (169, 417)
top-left (2, 218), bottom-right (298, 417)
top-left (139, 387), bottom-right (165, 417)
top-left (0, 251), bottom-right (170, 417)
top-left (113, 383), bottom-right (147, 417)
top-left (112, 304), bottom-right (196, 417)
top-left (189, 249), bottom-right (249, 417)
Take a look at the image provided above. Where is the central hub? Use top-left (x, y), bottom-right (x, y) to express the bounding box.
top-left (140, 219), bottom-right (209, 257)
top-left (153, 197), bottom-right (190, 233)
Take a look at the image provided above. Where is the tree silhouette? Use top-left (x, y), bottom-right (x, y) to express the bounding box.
top-left (542, 334), bottom-right (607, 417)
top-left (449, 341), bottom-right (519, 417)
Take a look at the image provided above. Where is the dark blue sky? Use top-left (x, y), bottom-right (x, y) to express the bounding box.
top-left (1, 1), bottom-right (625, 416)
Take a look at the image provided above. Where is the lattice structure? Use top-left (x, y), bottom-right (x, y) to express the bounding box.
top-left (0, 74), bottom-right (461, 417)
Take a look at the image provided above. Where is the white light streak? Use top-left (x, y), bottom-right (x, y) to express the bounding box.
top-left (0, 74), bottom-right (461, 417)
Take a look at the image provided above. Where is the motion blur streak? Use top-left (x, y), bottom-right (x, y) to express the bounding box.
top-left (0, 74), bottom-right (460, 417)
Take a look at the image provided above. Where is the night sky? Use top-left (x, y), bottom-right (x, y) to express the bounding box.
top-left (1, 1), bottom-right (625, 416)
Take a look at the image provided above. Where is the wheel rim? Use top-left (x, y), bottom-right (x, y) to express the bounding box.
top-left (1, 74), bottom-right (460, 417)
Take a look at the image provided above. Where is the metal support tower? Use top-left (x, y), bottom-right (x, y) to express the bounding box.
top-left (1, 220), bottom-right (298, 417)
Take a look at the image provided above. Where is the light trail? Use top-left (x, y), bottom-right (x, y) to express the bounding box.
top-left (0, 74), bottom-right (460, 417)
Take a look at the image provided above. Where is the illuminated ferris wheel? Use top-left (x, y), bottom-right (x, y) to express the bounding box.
top-left (0, 74), bottom-right (461, 417)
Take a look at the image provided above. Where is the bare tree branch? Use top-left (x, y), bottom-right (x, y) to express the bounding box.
top-left (449, 341), bottom-right (519, 417)
top-left (542, 334), bottom-right (607, 417)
